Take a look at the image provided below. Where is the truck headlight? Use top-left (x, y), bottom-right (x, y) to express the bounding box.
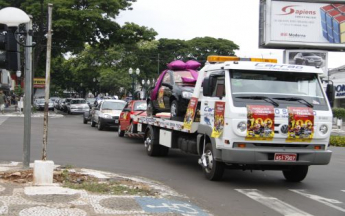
top-left (237, 122), bottom-right (247, 132)
top-left (71, 105), bottom-right (77, 109)
top-left (182, 91), bottom-right (193, 99)
top-left (319, 125), bottom-right (328, 134)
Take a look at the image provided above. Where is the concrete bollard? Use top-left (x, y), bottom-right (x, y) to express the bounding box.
top-left (33, 160), bottom-right (54, 185)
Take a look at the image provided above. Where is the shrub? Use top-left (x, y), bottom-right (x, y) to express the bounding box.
top-left (329, 135), bottom-right (345, 147)
top-left (332, 108), bottom-right (345, 119)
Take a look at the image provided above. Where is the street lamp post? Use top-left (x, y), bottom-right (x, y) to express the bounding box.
top-left (128, 68), bottom-right (140, 98)
top-left (0, 7), bottom-right (31, 168)
top-left (141, 79), bottom-right (150, 100)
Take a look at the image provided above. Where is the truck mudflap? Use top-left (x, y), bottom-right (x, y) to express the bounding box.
top-left (220, 149), bottom-right (332, 165)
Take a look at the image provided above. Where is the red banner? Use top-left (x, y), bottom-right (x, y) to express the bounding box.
top-left (287, 107), bottom-right (314, 142)
top-left (183, 97), bottom-right (198, 130)
top-left (211, 102), bottom-right (225, 138)
top-left (246, 105), bottom-right (275, 140)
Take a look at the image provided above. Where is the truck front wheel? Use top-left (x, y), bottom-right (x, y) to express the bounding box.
top-left (282, 165), bottom-right (308, 182)
top-left (203, 143), bottom-right (224, 181)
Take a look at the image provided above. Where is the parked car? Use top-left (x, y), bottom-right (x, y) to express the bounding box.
top-left (90, 99), bottom-right (126, 130)
top-left (147, 70), bottom-right (197, 117)
top-left (118, 100), bottom-right (147, 137)
top-left (67, 98), bottom-right (89, 114)
top-left (293, 53), bottom-right (324, 67)
top-left (62, 98), bottom-right (72, 112)
top-left (54, 98), bottom-right (60, 109)
top-left (86, 97), bottom-right (96, 108)
top-left (57, 98), bottom-right (66, 110)
top-left (33, 98), bottom-right (54, 111)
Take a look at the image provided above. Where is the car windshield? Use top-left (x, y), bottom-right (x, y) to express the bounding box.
top-left (71, 99), bottom-right (86, 104)
top-left (86, 98), bottom-right (95, 102)
top-left (134, 101), bottom-right (147, 111)
top-left (230, 70), bottom-right (328, 110)
top-left (173, 71), bottom-right (195, 86)
top-left (102, 101), bottom-right (126, 110)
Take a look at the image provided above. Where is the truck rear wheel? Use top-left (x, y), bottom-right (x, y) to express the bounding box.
top-left (203, 143), bottom-right (224, 181)
top-left (282, 165), bottom-right (308, 182)
top-left (144, 126), bottom-right (161, 156)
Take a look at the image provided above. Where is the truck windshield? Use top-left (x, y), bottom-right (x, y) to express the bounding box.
top-left (230, 70), bottom-right (328, 110)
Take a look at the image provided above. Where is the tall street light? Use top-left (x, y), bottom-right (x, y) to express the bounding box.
top-left (141, 79), bottom-right (150, 100)
top-left (0, 7), bottom-right (31, 168)
top-left (128, 67), bottom-right (140, 98)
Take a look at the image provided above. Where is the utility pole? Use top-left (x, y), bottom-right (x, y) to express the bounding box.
top-left (42, 4), bottom-right (53, 161)
top-left (23, 15), bottom-right (32, 168)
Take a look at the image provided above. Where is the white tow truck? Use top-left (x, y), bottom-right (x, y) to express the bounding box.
top-left (137, 55), bottom-right (335, 181)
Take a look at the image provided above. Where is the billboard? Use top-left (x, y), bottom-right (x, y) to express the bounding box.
top-left (284, 50), bottom-right (328, 77)
top-left (33, 78), bottom-right (45, 88)
top-left (259, 0), bottom-right (345, 50)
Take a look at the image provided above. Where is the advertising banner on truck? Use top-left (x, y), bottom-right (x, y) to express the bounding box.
top-left (259, 0), bottom-right (345, 50)
top-left (183, 97), bottom-right (198, 131)
top-left (211, 102), bottom-right (225, 138)
top-left (286, 107), bottom-right (314, 142)
top-left (246, 105), bottom-right (275, 141)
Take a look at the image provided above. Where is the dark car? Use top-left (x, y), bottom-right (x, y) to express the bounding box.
top-left (147, 70), bottom-right (196, 117)
top-left (293, 53), bottom-right (323, 67)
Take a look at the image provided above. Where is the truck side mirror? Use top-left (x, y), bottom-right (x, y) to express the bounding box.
top-left (326, 83), bottom-right (335, 107)
top-left (203, 77), bottom-right (212, 96)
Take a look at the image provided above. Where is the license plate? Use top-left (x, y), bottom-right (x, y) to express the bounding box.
top-left (274, 153), bottom-right (297, 162)
top-left (115, 120), bottom-right (119, 123)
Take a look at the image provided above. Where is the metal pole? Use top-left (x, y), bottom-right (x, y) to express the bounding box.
top-left (132, 75), bottom-right (135, 98)
top-left (42, 4), bottom-right (53, 161)
top-left (23, 16), bottom-right (33, 168)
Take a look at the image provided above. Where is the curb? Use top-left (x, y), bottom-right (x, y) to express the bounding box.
top-left (0, 161), bottom-right (211, 216)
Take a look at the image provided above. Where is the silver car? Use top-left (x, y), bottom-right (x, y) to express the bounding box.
top-left (90, 99), bottom-right (126, 130)
top-left (68, 98), bottom-right (90, 114)
top-left (34, 98), bottom-right (54, 111)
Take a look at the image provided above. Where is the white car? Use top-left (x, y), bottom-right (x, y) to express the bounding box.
top-left (68, 98), bottom-right (90, 114)
top-left (34, 98), bottom-right (54, 111)
top-left (90, 99), bottom-right (126, 130)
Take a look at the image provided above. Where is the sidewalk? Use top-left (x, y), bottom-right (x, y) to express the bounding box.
top-left (0, 161), bottom-right (210, 216)
top-left (0, 105), bottom-right (63, 118)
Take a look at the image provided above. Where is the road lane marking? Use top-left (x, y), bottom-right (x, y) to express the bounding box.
top-left (0, 117), bottom-right (9, 125)
top-left (290, 189), bottom-right (345, 213)
top-left (236, 189), bottom-right (313, 216)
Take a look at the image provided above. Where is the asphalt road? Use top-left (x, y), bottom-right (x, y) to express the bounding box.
top-left (0, 113), bottom-right (344, 216)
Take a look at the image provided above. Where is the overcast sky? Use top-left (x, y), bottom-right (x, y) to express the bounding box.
top-left (116, 0), bottom-right (345, 69)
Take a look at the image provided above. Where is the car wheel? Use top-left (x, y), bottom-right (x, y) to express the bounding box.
top-left (98, 118), bottom-right (104, 131)
top-left (83, 115), bottom-right (88, 124)
top-left (202, 142), bottom-right (225, 181)
top-left (282, 166), bottom-right (308, 182)
top-left (147, 100), bottom-right (156, 116)
top-left (118, 125), bottom-right (125, 137)
top-left (170, 100), bottom-right (180, 117)
top-left (91, 119), bottom-right (96, 127)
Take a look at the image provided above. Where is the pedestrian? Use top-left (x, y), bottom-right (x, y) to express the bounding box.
top-left (14, 96), bottom-right (19, 112)
top-left (0, 91), bottom-right (6, 114)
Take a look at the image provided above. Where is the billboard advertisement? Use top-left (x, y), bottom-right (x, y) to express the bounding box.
top-left (260, 0), bottom-right (345, 50)
top-left (284, 50), bottom-right (328, 77)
